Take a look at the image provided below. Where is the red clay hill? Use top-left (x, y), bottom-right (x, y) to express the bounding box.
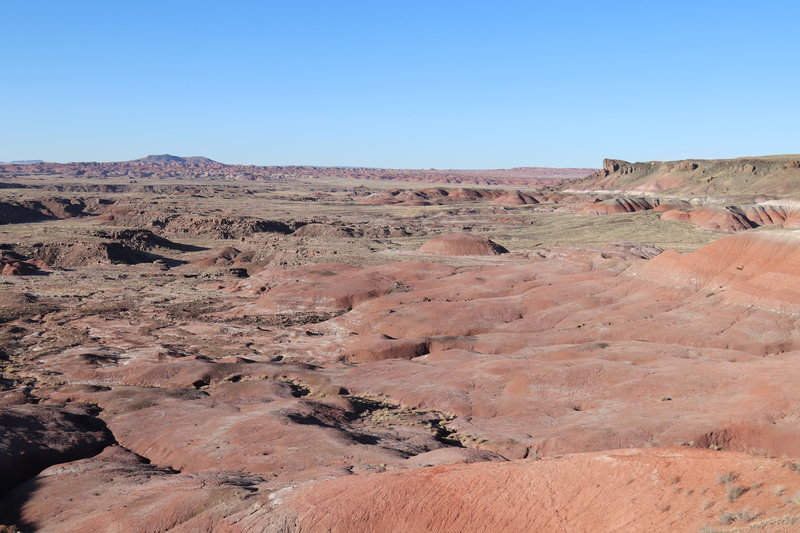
top-left (418, 232), bottom-right (509, 256)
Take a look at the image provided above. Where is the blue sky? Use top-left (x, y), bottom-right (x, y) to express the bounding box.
top-left (2, 1), bottom-right (799, 168)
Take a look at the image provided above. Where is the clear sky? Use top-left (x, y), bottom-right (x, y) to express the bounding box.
top-left (3, 1), bottom-right (799, 168)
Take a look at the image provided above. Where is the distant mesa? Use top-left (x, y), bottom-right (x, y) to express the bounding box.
top-left (0, 160), bottom-right (44, 164)
top-left (131, 154), bottom-right (218, 164)
top-left (572, 154), bottom-right (800, 196)
top-left (419, 232), bottom-right (508, 256)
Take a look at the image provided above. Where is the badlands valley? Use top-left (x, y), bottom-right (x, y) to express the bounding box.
top-left (4, 155), bottom-right (800, 532)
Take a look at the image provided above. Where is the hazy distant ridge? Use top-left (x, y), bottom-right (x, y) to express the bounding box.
top-left (0, 154), bottom-right (596, 186)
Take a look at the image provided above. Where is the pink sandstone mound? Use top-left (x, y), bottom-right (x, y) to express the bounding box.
top-left (265, 448), bottom-right (800, 533)
top-left (491, 191), bottom-right (540, 205)
top-left (660, 207), bottom-right (753, 232)
top-left (418, 232), bottom-right (508, 256)
top-left (660, 203), bottom-right (800, 232)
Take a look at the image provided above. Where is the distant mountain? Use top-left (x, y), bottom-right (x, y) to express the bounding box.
top-left (0, 160), bottom-right (44, 164)
top-left (132, 154), bottom-right (218, 164)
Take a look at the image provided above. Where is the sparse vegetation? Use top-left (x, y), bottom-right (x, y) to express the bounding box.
top-left (787, 462), bottom-right (800, 473)
top-left (726, 485), bottom-right (749, 502)
top-left (719, 509), bottom-right (760, 525)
